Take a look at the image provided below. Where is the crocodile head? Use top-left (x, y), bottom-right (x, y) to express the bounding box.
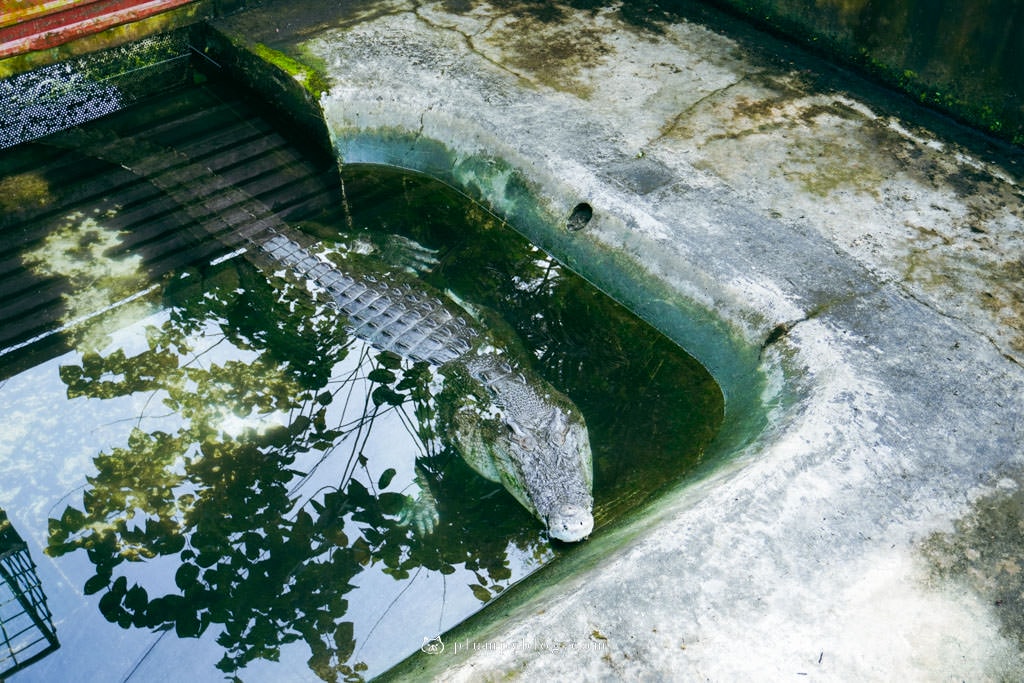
top-left (448, 355), bottom-right (594, 542)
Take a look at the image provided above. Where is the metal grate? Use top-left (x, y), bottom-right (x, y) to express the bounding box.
top-left (0, 510), bottom-right (59, 678)
top-left (0, 31), bottom-right (193, 150)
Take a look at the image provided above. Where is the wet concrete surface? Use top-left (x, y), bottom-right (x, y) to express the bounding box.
top-left (210, 1), bottom-right (1024, 679)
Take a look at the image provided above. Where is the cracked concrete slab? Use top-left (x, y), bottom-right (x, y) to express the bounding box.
top-left (211, 0), bottom-right (1024, 679)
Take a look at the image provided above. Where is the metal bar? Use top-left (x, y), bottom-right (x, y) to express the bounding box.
top-left (0, 0), bottom-right (108, 31)
top-left (0, 0), bottom-right (198, 58)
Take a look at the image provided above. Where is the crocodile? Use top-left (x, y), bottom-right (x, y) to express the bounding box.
top-left (49, 128), bottom-right (595, 542)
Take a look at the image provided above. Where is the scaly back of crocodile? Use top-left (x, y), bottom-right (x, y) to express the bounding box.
top-left (260, 233), bottom-right (478, 366)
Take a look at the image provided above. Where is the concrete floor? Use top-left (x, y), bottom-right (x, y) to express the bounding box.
top-left (213, 1), bottom-right (1024, 679)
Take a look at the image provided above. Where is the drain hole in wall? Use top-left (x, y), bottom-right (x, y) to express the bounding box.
top-left (566, 202), bottom-right (593, 231)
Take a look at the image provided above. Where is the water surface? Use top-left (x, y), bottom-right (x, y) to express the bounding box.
top-left (0, 81), bottom-right (723, 681)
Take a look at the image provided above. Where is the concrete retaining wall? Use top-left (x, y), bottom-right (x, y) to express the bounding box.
top-left (703, 0), bottom-right (1024, 143)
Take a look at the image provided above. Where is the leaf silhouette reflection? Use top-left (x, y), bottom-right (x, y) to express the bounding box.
top-left (45, 260), bottom-right (545, 681)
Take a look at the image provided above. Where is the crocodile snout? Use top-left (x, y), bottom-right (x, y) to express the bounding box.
top-left (548, 504), bottom-right (594, 542)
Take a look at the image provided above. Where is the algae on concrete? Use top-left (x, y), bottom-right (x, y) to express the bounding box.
top-left (249, 42), bottom-right (331, 98)
top-left (0, 172), bottom-right (51, 213)
top-left (704, 0), bottom-right (1024, 144)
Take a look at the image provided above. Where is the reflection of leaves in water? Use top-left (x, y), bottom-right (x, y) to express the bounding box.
top-left (44, 261), bottom-right (535, 681)
top-left (47, 263), bottom-right (368, 678)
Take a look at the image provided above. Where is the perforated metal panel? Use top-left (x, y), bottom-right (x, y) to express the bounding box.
top-left (0, 31), bottom-right (192, 149)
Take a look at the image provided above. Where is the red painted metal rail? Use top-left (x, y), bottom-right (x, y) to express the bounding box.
top-left (0, 0), bottom-right (198, 58)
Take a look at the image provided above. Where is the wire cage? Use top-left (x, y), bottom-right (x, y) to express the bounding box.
top-left (0, 510), bottom-right (59, 678)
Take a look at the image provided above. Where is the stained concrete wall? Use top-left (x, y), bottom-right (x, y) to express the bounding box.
top-left (701, 0), bottom-right (1024, 144)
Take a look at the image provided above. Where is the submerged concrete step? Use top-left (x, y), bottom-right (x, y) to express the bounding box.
top-left (0, 78), bottom-right (343, 365)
